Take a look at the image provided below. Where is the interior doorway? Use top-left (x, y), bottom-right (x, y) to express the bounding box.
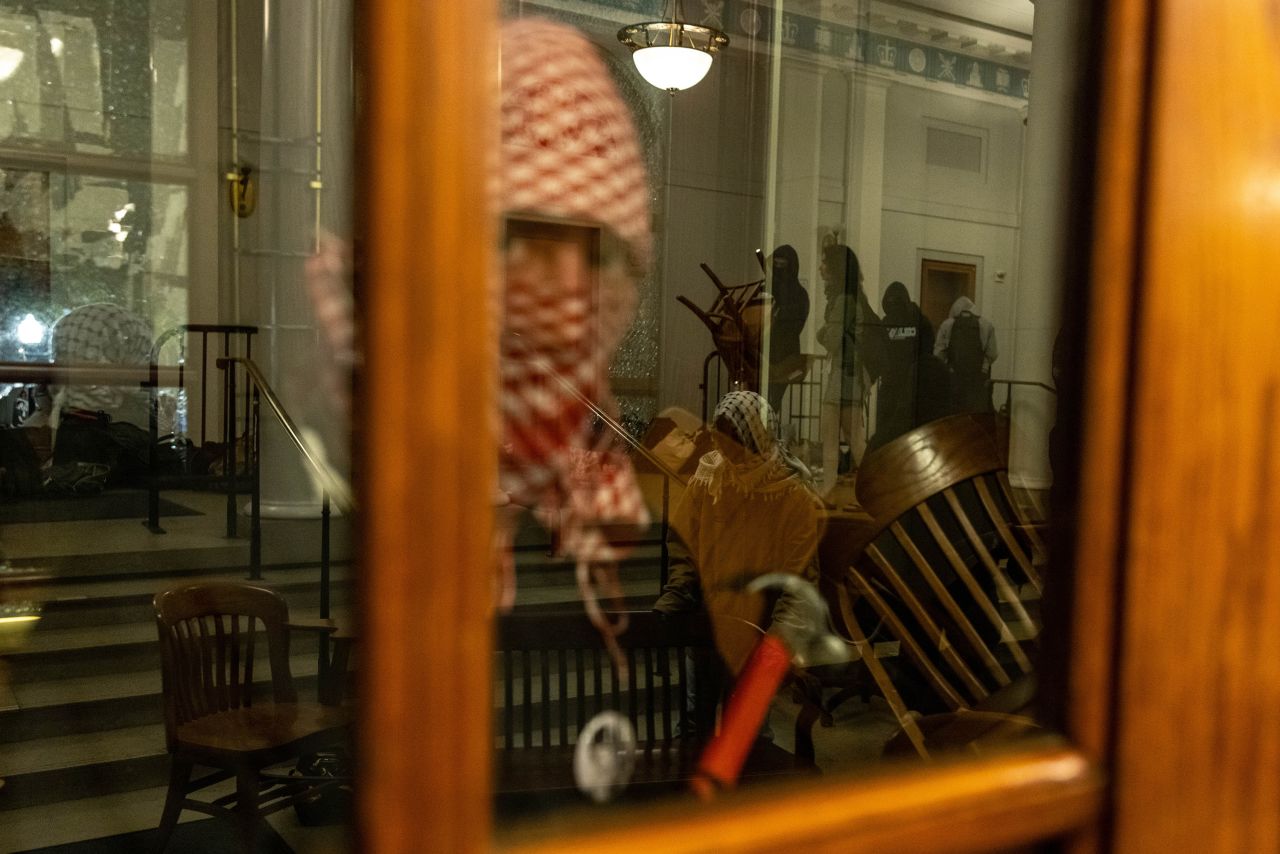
top-left (920, 258), bottom-right (977, 332)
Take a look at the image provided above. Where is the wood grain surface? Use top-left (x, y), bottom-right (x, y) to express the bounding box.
top-left (348, 0), bottom-right (1280, 849)
top-left (501, 743), bottom-right (1100, 854)
top-left (356, 1), bottom-right (497, 852)
top-left (1107, 0), bottom-right (1280, 850)
top-left (855, 414), bottom-right (1004, 525)
top-left (1056, 1), bottom-right (1152, 853)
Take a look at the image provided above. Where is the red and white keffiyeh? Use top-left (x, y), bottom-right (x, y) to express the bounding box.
top-left (499, 18), bottom-right (652, 267)
top-left (496, 19), bottom-right (652, 637)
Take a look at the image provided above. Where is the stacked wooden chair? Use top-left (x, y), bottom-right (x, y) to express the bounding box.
top-left (677, 258), bottom-right (767, 390)
top-left (824, 413), bottom-right (1046, 758)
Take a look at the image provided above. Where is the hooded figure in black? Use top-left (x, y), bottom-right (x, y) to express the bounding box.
top-left (766, 244), bottom-right (810, 413)
top-left (867, 281), bottom-right (949, 450)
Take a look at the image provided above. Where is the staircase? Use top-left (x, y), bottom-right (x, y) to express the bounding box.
top-left (0, 490), bottom-right (665, 851)
top-left (0, 490), bottom-right (352, 851)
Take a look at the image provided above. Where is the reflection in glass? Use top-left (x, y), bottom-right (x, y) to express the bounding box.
top-left (0, 0), bottom-right (188, 158)
top-left (0, 0), bottom-right (355, 850)
top-left (495, 0), bottom-right (1075, 831)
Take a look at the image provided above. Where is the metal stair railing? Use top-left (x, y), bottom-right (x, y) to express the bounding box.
top-left (216, 356), bottom-right (352, 686)
top-left (700, 349), bottom-right (827, 448)
top-left (147, 324), bottom-right (258, 535)
top-left (215, 354), bottom-right (352, 563)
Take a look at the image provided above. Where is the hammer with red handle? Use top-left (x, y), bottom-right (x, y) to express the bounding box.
top-left (691, 574), bottom-right (849, 799)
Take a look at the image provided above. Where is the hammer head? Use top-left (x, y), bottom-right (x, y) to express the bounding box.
top-left (745, 573), bottom-right (851, 668)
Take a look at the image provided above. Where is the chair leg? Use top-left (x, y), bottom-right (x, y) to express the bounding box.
top-left (235, 766), bottom-right (261, 854)
top-left (153, 756), bottom-right (192, 854)
top-left (794, 702), bottom-right (820, 767)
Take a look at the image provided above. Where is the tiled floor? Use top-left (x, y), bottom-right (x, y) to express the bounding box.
top-left (1, 490), bottom-right (237, 561)
top-left (0, 783), bottom-right (349, 854)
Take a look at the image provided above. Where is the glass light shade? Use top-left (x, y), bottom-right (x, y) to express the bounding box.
top-left (16, 314), bottom-right (45, 345)
top-left (632, 46), bottom-right (713, 92)
top-left (0, 47), bottom-right (24, 82)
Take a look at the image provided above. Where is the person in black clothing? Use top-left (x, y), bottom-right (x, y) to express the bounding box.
top-left (934, 295), bottom-right (998, 413)
top-left (866, 281), bottom-right (951, 451)
top-left (765, 244), bottom-right (811, 413)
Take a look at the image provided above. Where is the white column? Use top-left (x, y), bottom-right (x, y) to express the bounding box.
top-left (1008, 0), bottom-right (1077, 489)
top-left (243, 0), bottom-right (333, 518)
top-left (848, 76), bottom-right (889, 307)
top-left (770, 59), bottom-right (825, 391)
top-left (845, 75), bottom-right (888, 449)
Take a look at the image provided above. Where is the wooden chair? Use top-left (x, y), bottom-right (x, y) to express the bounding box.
top-left (153, 582), bottom-right (351, 853)
top-left (677, 260), bottom-right (767, 390)
top-left (827, 413), bottom-right (1043, 758)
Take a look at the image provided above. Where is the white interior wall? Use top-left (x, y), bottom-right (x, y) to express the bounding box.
top-left (659, 50), bottom-right (770, 416)
top-left (495, 4), bottom-right (1038, 434)
top-left (659, 57), bottom-right (1028, 419)
top-left (878, 84), bottom-right (1024, 344)
top-left (879, 210), bottom-right (1019, 346)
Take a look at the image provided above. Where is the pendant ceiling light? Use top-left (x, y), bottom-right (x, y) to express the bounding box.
top-left (617, 1), bottom-right (728, 94)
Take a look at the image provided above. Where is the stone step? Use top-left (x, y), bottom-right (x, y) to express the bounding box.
top-left (0, 655), bottom-right (677, 811)
top-left (0, 653), bottom-right (334, 812)
top-left (1, 554), bottom-right (660, 635)
top-left (0, 724), bottom-right (170, 813)
top-left (0, 504), bottom-right (354, 582)
top-left (3, 607), bottom-right (352, 683)
top-left (0, 502), bottom-right (667, 820)
top-left (0, 536), bottom-right (661, 595)
top-left (6, 565), bottom-right (356, 630)
top-left (0, 780), bottom-right (344, 853)
top-left (0, 653), bottom-right (327, 745)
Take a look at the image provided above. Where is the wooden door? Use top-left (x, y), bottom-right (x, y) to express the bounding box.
top-left (357, 0), bottom-right (1280, 851)
top-left (920, 259), bottom-right (977, 332)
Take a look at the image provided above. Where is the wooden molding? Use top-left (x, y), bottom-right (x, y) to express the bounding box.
top-left (1109, 0), bottom-right (1280, 850)
top-left (355, 0), bottom-right (1132, 851)
top-left (1067, 0), bottom-right (1152, 766)
top-left (356, 1), bottom-right (497, 852)
top-left (501, 743), bottom-right (1101, 854)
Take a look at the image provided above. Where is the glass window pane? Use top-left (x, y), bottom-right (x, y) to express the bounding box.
top-left (492, 0), bottom-right (1083, 835)
top-left (0, 1), bottom-right (355, 850)
top-left (0, 0), bottom-right (188, 159)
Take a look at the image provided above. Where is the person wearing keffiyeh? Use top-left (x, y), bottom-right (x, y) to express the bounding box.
top-left (654, 391), bottom-right (825, 678)
top-left (494, 19), bottom-right (654, 665)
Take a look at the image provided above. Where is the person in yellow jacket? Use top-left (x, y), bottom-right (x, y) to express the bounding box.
top-left (654, 391), bottom-right (826, 734)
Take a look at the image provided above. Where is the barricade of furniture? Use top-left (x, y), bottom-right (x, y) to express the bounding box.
top-left (494, 609), bottom-right (803, 811)
top-left (820, 413), bottom-right (1046, 758)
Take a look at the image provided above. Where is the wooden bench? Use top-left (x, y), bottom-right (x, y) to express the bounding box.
top-left (494, 610), bottom-right (802, 814)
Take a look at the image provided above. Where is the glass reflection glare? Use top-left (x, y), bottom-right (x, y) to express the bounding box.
top-left (494, 0), bottom-right (1066, 829)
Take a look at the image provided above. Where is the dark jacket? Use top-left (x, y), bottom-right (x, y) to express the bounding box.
top-left (868, 282), bottom-right (949, 449)
top-left (768, 245), bottom-right (810, 377)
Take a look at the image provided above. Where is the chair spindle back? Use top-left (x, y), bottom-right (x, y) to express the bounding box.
top-left (844, 414), bottom-right (1043, 715)
top-left (154, 583), bottom-right (297, 748)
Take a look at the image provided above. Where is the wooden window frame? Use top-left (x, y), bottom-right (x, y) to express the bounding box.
top-left (355, 0), bottom-right (1280, 850)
